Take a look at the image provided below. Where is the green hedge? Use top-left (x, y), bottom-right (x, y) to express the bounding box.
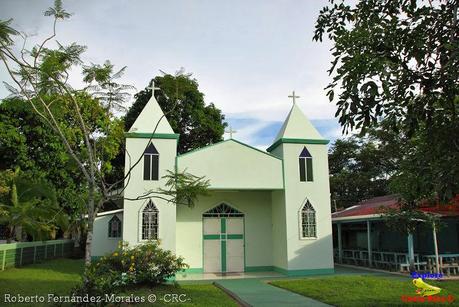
top-left (0, 239), bottom-right (74, 270)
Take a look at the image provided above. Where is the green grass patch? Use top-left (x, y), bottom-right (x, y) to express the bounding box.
top-left (0, 258), bottom-right (236, 306)
top-left (0, 258), bottom-right (84, 299)
top-left (270, 275), bottom-right (459, 306)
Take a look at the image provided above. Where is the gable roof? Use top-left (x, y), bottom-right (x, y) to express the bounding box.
top-left (273, 103), bottom-right (324, 143)
top-left (128, 94), bottom-right (174, 134)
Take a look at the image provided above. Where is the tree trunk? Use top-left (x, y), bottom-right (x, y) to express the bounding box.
top-left (14, 226), bottom-right (22, 242)
top-left (84, 184), bottom-right (95, 266)
top-left (84, 225), bottom-right (93, 264)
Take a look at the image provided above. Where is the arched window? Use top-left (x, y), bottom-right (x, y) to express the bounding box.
top-left (301, 200), bottom-right (316, 238)
top-left (299, 146), bottom-right (313, 182)
top-left (108, 215), bottom-right (122, 238)
top-left (143, 142), bottom-right (159, 181)
top-left (142, 200), bottom-right (159, 240)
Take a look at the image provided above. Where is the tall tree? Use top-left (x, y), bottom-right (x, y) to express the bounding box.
top-left (0, 0), bottom-right (209, 272)
top-left (314, 0), bottom-right (459, 204)
top-left (125, 72), bottom-right (227, 154)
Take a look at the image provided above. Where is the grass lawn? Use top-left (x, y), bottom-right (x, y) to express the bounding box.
top-left (0, 258), bottom-right (236, 306)
top-left (270, 275), bottom-right (459, 306)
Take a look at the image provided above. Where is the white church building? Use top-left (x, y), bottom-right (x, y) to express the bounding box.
top-left (91, 91), bottom-right (334, 276)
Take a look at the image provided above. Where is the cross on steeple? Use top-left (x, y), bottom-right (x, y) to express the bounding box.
top-left (147, 80), bottom-right (160, 93)
top-left (225, 126), bottom-right (237, 139)
top-left (288, 90), bottom-right (300, 105)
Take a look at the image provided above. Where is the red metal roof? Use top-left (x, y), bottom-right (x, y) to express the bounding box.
top-left (332, 195), bottom-right (459, 220)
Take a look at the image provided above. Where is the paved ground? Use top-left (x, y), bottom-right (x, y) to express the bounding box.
top-left (215, 279), bottom-right (331, 307)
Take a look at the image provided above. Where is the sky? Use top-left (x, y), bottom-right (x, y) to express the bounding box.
top-left (0, 0), bottom-right (343, 149)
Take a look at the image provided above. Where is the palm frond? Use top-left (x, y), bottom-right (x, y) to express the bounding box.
top-left (0, 19), bottom-right (19, 46)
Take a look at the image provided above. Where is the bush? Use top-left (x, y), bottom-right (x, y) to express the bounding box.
top-left (72, 241), bottom-right (188, 301)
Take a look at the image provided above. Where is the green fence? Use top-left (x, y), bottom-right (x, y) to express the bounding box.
top-left (0, 239), bottom-right (74, 270)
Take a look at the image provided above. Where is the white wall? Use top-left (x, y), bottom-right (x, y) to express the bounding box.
top-left (91, 213), bottom-right (123, 257)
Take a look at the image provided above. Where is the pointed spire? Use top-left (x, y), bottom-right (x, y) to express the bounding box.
top-left (273, 103), bottom-right (324, 142)
top-left (128, 89), bottom-right (174, 134)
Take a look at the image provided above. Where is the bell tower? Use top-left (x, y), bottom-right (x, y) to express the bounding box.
top-left (122, 84), bottom-right (179, 252)
top-left (268, 92), bottom-right (334, 274)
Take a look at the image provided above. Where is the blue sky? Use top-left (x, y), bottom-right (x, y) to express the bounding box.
top-left (0, 0), bottom-right (344, 149)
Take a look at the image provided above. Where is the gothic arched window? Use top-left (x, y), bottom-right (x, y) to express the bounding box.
top-left (301, 200), bottom-right (316, 238)
top-left (108, 215), bottom-right (122, 238)
top-left (143, 142), bottom-right (159, 181)
top-left (142, 200), bottom-right (159, 240)
top-left (299, 146), bottom-right (313, 182)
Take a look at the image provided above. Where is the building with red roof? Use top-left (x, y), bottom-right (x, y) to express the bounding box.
top-left (331, 195), bottom-right (459, 273)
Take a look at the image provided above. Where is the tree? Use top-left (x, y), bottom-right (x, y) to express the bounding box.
top-left (329, 137), bottom-right (391, 210)
top-left (0, 97), bottom-right (88, 225)
top-left (83, 60), bottom-right (136, 113)
top-left (0, 169), bottom-right (63, 242)
top-left (314, 0), bottom-right (459, 204)
top-left (0, 0), bottom-right (209, 272)
top-left (125, 72), bottom-right (227, 154)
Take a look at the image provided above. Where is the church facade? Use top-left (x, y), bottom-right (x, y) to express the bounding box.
top-left (91, 92), bottom-right (334, 276)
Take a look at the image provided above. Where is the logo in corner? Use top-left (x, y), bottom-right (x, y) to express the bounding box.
top-left (412, 278), bottom-right (441, 297)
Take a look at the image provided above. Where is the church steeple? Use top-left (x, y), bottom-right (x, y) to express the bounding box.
top-left (273, 102), bottom-right (324, 142)
top-left (267, 94), bottom-right (327, 152)
top-left (128, 83), bottom-right (174, 134)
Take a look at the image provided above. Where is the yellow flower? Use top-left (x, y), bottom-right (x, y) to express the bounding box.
top-left (113, 252), bottom-right (118, 257)
top-left (131, 255), bottom-right (135, 260)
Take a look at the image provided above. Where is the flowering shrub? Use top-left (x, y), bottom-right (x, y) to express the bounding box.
top-left (72, 241), bottom-right (188, 299)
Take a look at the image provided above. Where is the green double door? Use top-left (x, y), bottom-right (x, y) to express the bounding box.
top-left (203, 217), bottom-right (244, 273)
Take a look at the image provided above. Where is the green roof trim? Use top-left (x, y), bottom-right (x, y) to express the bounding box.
top-left (267, 138), bottom-right (330, 152)
top-left (125, 132), bottom-right (180, 139)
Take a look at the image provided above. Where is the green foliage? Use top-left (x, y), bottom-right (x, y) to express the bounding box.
top-left (0, 94), bottom-right (122, 219)
top-left (0, 169), bottom-right (63, 241)
top-left (379, 202), bottom-right (442, 235)
top-left (83, 60), bottom-right (136, 112)
top-left (388, 123), bottom-right (459, 204)
top-left (0, 19), bottom-right (19, 46)
top-left (329, 134), bottom-right (394, 209)
top-left (44, 0), bottom-right (71, 20)
top-left (160, 170), bottom-right (210, 207)
top-left (315, 0), bottom-right (459, 204)
top-left (125, 72), bottom-right (227, 154)
top-left (72, 241), bottom-right (188, 299)
top-left (314, 0), bottom-right (458, 134)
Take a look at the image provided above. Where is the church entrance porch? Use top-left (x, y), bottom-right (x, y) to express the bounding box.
top-left (203, 203), bottom-right (245, 273)
top-left (176, 190), bottom-right (275, 274)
